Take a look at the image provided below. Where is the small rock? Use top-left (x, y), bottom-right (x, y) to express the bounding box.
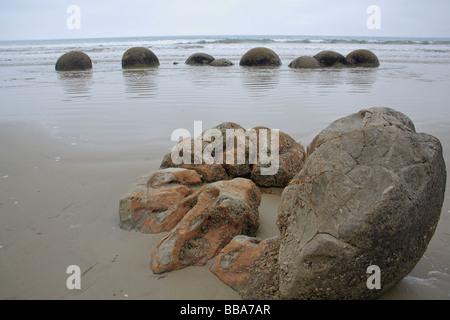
top-left (210, 235), bottom-right (280, 300)
top-left (346, 49), bottom-right (380, 68)
top-left (118, 169), bottom-right (201, 233)
top-left (210, 59), bottom-right (234, 67)
top-left (185, 53), bottom-right (215, 66)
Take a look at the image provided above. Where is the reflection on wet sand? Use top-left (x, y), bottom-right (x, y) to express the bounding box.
top-left (242, 67), bottom-right (280, 97)
top-left (57, 70), bottom-right (93, 99)
top-left (288, 67), bottom-right (377, 95)
top-left (345, 68), bottom-right (378, 94)
top-left (123, 69), bottom-right (159, 99)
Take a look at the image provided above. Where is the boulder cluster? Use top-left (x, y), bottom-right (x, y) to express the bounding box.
top-left (119, 108), bottom-right (446, 300)
top-left (289, 49), bottom-right (380, 68)
top-left (55, 47), bottom-right (380, 71)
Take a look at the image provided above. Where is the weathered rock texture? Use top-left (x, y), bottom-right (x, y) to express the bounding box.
top-left (314, 50), bottom-right (349, 67)
top-left (288, 56), bottom-right (322, 69)
top-left (119, 168), bottom-right (201, 233)
top-left (250, 127), bottom-right (306, 188)
top-left (121, 47), bottom-right (160, 69)
top-left (346, 49), bottom-right (380, 68)
top-left (210, 235), bottom-right (280, 300)
top-left (160, 122), bottom-right (305, 187)
top-left (150, 178), bottom-right (261, 274)
top-left (55, 51), bottom-right (92, 71)
top-left (239, 47), bottom-right (282, 67)
top-left (185, 53), bottom-right (215, 66)
top-left (276, 107), bottom-right (446, 300)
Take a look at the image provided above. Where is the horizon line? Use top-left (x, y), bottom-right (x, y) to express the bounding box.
top-left (2, 34), bottom-right (450, 43)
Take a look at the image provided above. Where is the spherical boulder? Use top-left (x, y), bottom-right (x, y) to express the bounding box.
top-left (277, 107), bottom-right (446, 300)
top-left (239, 47), bottom-right (282, 67)
top-left (313, 50), bottom-right (348, 67)
top-left (121, 47), bottom-right (160, 69)
top-left (185, 53), bottom-right (215, 66)
top-left (288, 56), bottom-right (322, 69)
top-left (346, 49), bottom-right (380, 68)
top-left (210, 58), bottom-right (234, 67)
top-left (55, 51), bottom-right (92, 71)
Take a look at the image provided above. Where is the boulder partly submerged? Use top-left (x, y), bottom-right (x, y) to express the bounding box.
top-left (346, 49), bottom-right (380, 68)
top-left (122, 47), bottom-right (160, 69)
top-left (288, 56), bottom-right (321, 69)
top-left (314, 50), bottom-right (349, 67)
top-left (239, 47), bottom-right (282, 67)
top-left (210, 235), bottom-right (281, 300)
top-left (55, 51), bottom-right (92, 71)
top-left (185, 52), bottom-right (215, 66)
top-left (210, 58), bottom-right (234, 67)
top-left (277, 107), bottom-right (446, 300)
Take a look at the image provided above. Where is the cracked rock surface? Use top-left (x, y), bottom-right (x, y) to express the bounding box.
top-left (277, 107), bottom-right (446, 300)
top-left (160, 122), bottom-right (305, 187)
top-left (150, 178), bottom-right (261, 274)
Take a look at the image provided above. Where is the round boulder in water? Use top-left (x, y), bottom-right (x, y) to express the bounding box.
top-left (314, 50), bottom-right (348, 67)
top-left (239, 47), bottom-right (282, 67)
top-left (55, 51), bottom-right (92, 71)
top-left (185, 53), bottom-right (215, 66)
top-left (210, 58), bottom-right (234, 67)
top-left (288, 56), bottom-right (321, 69)
top-left (122, 47), bottom-right (160, 69)
top-left (346, 49), bottom-right (380, 68)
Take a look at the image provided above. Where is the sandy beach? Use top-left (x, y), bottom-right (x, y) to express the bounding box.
top-left (0, 117), bottom-right (449, 300)
top-left (0, 122), bottom-right (283, 299)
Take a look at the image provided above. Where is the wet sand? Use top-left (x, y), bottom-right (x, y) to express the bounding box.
top-left (0, 120), bottom-right (449, 300)
top-left (0, 122), bottom-right (280, 300)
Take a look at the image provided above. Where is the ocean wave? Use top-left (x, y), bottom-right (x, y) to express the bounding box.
top-left (171, 37), bottom-right (450, 46)
top-left (181, 38), bottom-right (277, 45)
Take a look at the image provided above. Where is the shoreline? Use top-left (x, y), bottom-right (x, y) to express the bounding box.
top-left (0, 119), bottom-right (449, 300)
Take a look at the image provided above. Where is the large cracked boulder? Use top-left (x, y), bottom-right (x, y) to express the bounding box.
top-left (150, 178), bottom-right (261, 274)
top-left (276, 107), bottom-right (446, 300)
top-left (210, 58), bottom-right (234, 67)
top-left (160, 122), bottom-right (305, 188)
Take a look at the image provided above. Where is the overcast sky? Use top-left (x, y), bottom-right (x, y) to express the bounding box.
top-left (0, 0), bottom-right (449, 40)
